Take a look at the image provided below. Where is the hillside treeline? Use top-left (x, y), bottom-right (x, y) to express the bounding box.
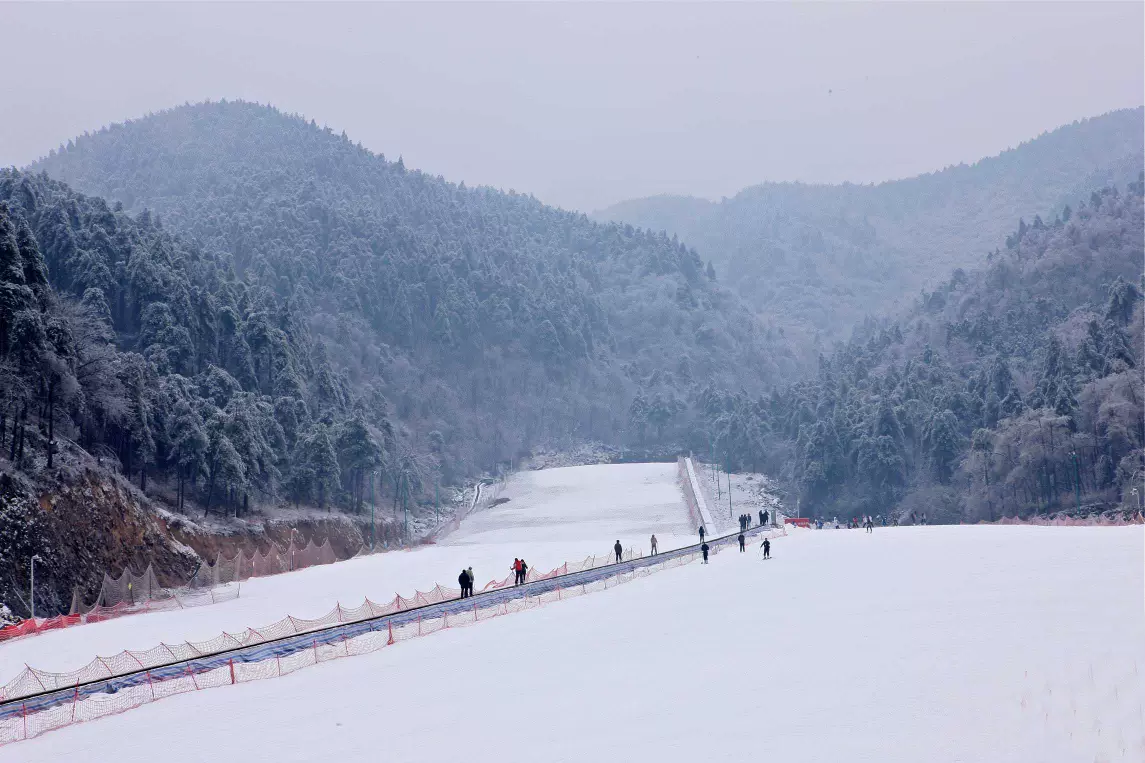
top-left (4, 102), bottom-right (790, 519)
top-left (691, 178), bottom-right (1144, 521)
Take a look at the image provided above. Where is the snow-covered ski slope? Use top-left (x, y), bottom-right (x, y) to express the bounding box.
top-left (0, 463), bottom-right (691, 687)
top-left (4, 468), bottom-right (1142, 762)
top-left (447, 462), bottom-right (693, 546)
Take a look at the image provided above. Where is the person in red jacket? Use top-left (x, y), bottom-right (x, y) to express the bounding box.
top-left (511, 558), bottom-right (522, 586)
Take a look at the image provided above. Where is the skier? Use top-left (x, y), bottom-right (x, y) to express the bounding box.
top-left (701, 541), bottom-right (710, 564)
top-left (761, 537), bottom-right (771, 559)
top-left (763, 510), bottom-right (769, 526)
top-left (511, 558), bottom-right (522, 586)
top-left (467, 566), bottom-right (475, 594)
top-left (738, 532), bottom-right (745, 552)
top-left (614, 540), bottom-right (623, 563)
top-left (520, 559), bottom-right (529, 583)
top-left (458, 569), bottom-right (470, 599)
top-left (699, 525), bottom-right (706, 543)
top-left (759, 509), bottom-right (765, 526)
top-left (866, 517), bottom-right (873, 534)
top-left (650, 534), bottom-right (658, 555)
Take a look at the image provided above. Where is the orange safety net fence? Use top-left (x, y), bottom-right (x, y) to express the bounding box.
top-left (0, 531), bottom-right (779, 748)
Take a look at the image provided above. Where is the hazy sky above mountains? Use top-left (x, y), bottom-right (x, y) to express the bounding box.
top-left (3, 2), bottom-right (1142, 212)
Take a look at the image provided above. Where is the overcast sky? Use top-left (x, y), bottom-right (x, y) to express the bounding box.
top-left (3, 2), bottom-right (1142, 212)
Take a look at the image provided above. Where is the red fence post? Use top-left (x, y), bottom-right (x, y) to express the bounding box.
top-left (228, 659), bottom-right (236, 685)
top-left (71, 683), bottom-right (79, 721)
top-left (387, 621), bottom-right (395, 645)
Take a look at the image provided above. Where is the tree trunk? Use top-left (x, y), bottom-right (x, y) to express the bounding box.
top-left (46, 378), bottom-right (54, 469)
top-left (16, 407), bottom-right (25, 462)
top-left (8, 408), bottom-right (16, 461)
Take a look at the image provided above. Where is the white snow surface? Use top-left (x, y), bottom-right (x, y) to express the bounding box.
top-left (1, 463), bottom-right (691, 682)
top-left (2, 466), bottom-right (1142, 763)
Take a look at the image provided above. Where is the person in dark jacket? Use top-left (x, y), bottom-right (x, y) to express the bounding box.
top-left (763, 510), bottom-right (769, 525)
top-left (519, 559), bottom-right (529, 583)
top-left (458, 569), bottom-right (470, 598)
top-left (650, 534), bottom-right (658, 555)
top-left (614, 540), bottom-right (623, 563)
top-left (761, 538), bottom-right (771, 559)
top-left (699, 525), bottom-right (706, 542)
top-left (759, 509), bottom-right (765, 526)
top-left (738, 532), bottom-right (745, 552)
top-left (701, 542), bottom-right (710, 563)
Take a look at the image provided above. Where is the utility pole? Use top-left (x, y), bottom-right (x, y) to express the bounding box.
top-left (30, 555), bottom-right (41, 620)
top-left (1070, 450), bottom-right (1081, 515)
top-left (709, 433), bottom-right (717, 492)
top-left (727, 454), bottom-right (733, 519)
top-left (369, 470), bottom-right (377, 552)
top-left (402, 473), bottom-right (409, 542)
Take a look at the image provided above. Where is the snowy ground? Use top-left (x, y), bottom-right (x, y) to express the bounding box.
top-left (2, 468), bottom-right (1142, 762)
top-left (692, 461), bottom-right (782, 534)
top-left (449, 462), bottom-right (692, 546)
top-left (0, 463), bottom-right (691, 685)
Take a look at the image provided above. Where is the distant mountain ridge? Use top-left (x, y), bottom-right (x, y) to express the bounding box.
top-left (695, 175), bottom-right (1144, 523)
top-left (593, 107), bottom-right (1145, 365)
top-left (20, 100), bottom-right (791, 517)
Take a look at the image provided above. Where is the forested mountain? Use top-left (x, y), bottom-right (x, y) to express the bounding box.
top-left (694, 177), bottom-right (1144, 522)
top-left (9, 100), bottom-right (790, 520)
top-left (595, 108), bottom-right (1144, 366)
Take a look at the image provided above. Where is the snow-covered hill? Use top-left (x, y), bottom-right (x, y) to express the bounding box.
top-left (1, 466), bottom-right (1140, 762)
top-left (0, 463), bottom-right (692, 686)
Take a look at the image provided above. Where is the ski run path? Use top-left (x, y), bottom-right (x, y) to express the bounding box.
top-left (2, 463), bottom-right (1142, 762)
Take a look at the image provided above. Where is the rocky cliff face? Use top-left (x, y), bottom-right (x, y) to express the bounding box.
top-left (0, 466), bottom-right (197, 618)
top-left (0, 463), bottom-right (403, 619)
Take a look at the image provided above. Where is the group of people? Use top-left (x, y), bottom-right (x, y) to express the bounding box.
top-left (734, 531), bottom-right (770, 559)
top-left (510, 557), bottom-right (530, 585)
top-left (457, 566), bottom-right (476, 598)
top-left (456, 521), bottom-right (778, 602)
top-left (736, 510), bottom-right (771, 532)
top-left (813, 514), bottom-right (898, 530)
